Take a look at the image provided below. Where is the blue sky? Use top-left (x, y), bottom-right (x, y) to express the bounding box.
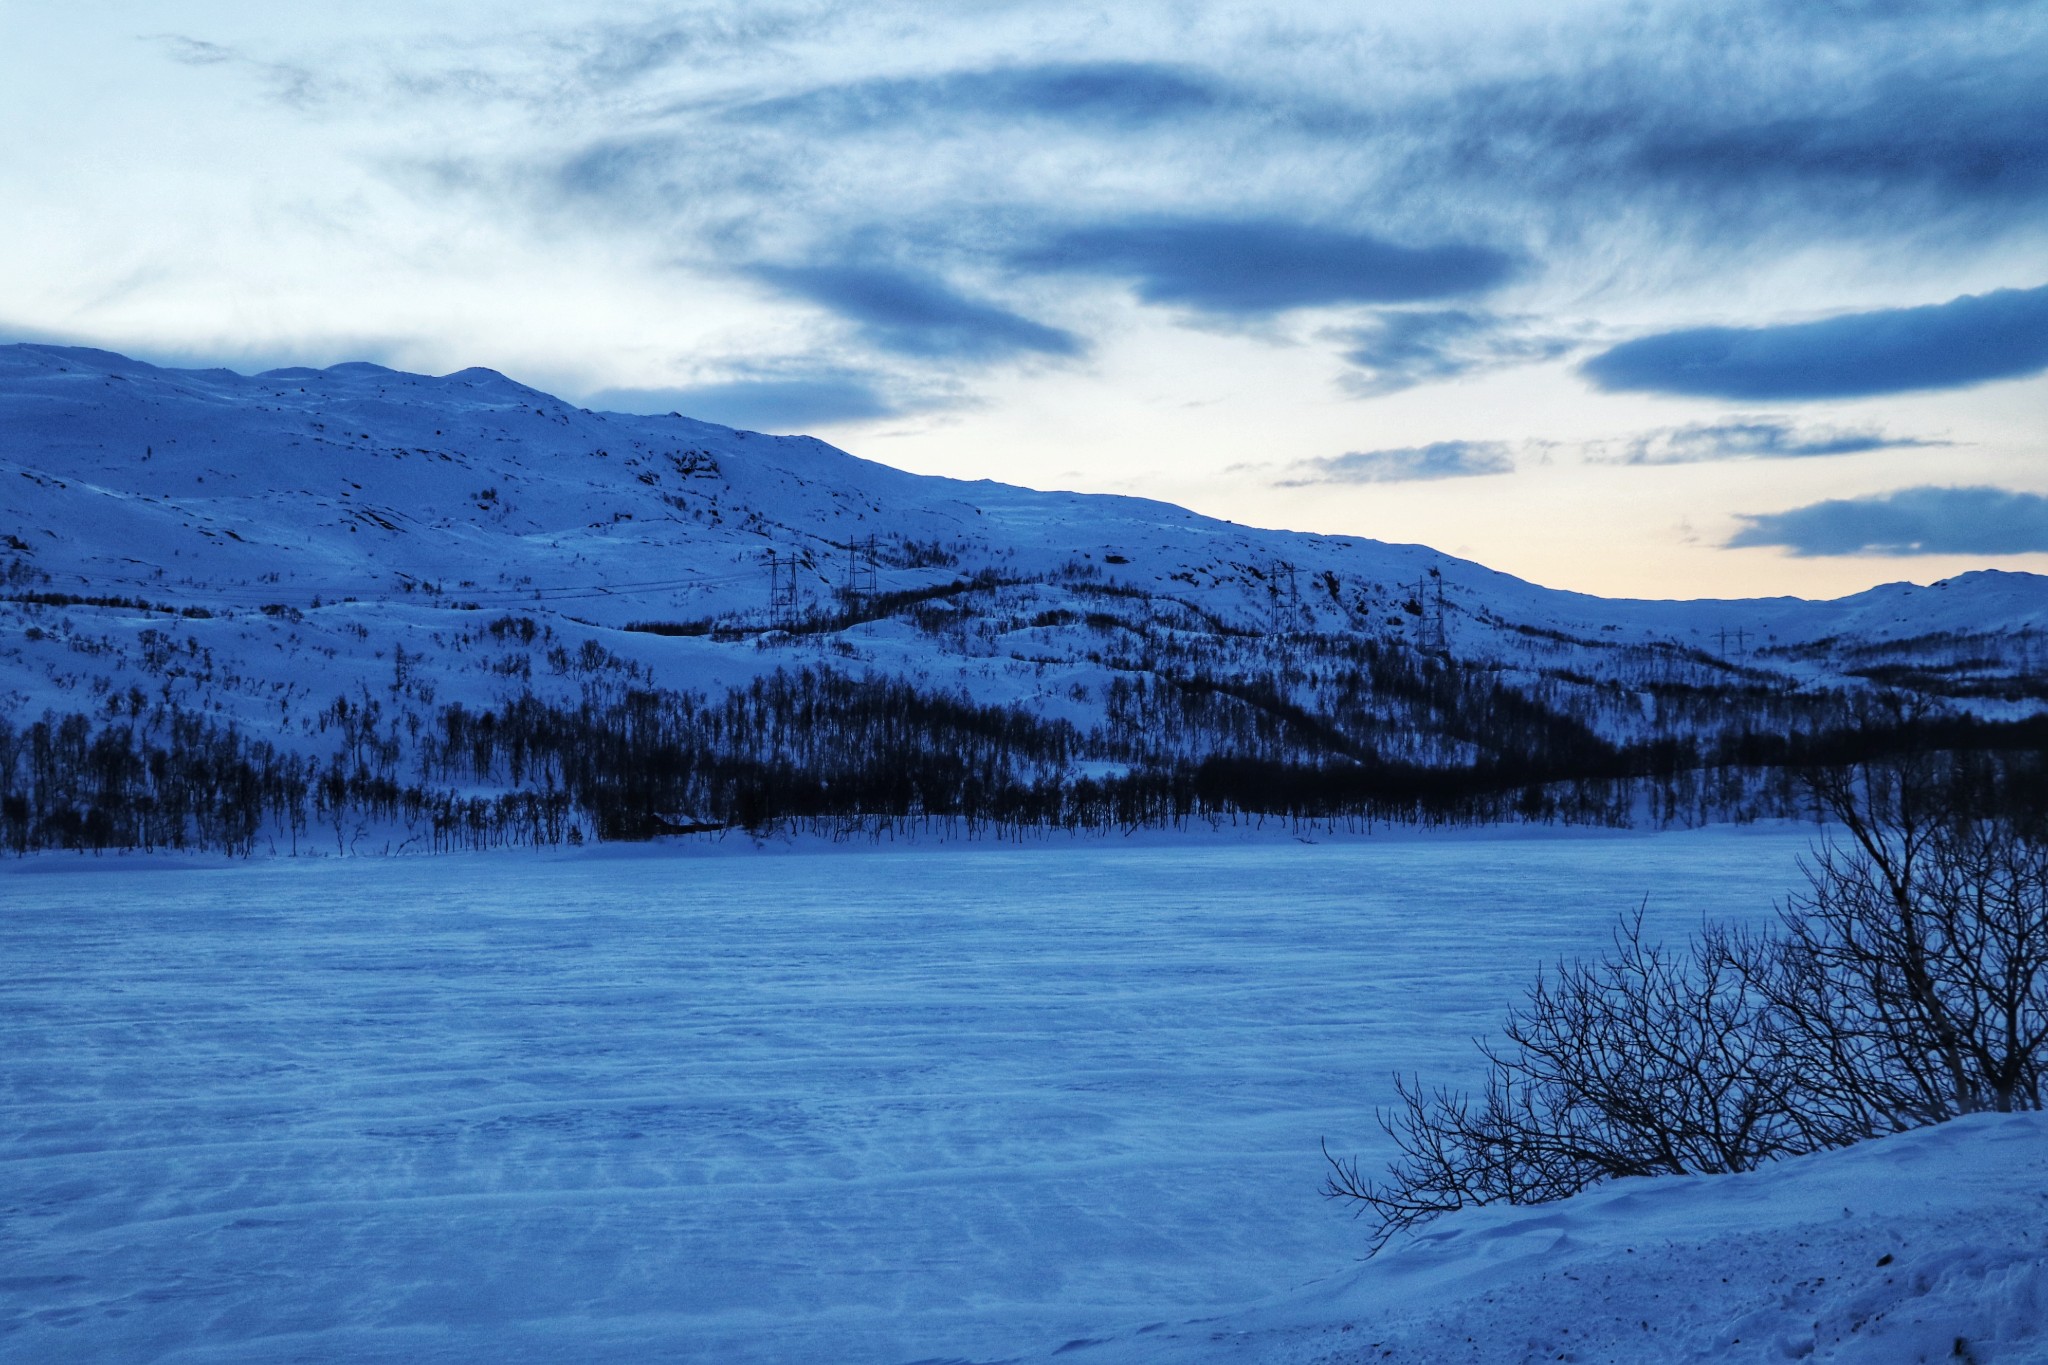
top-left (2, 0), bottom-right (2044, 598)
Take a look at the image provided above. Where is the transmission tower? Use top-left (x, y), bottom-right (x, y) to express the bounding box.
top-left (1270, 560), bottom-right (1301, 636)
top-left (842, 534), bottom-right (879, 604)
top-left (765, 549), bottom-right (801, 628)
top-left (1416, 569), bottom-right (1448, 654)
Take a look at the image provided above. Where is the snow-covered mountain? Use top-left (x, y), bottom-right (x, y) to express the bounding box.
top-left (3, 342), bottom-right (2044, 850)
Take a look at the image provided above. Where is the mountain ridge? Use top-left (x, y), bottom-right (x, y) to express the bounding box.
top-left (2, 341), bottom-right (2044, 852)
top-left (7, 340), bottom-right (2042, 621)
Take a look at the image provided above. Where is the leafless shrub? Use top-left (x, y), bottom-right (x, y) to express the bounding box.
top-left (1323, 909), bottom-right (1842, 1251)
top-left (1761, 760), bottom-right (2048, 1121)
top-left (1326, 755), bottom-right (2048, 1252)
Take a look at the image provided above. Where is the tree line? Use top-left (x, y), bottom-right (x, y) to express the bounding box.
top-left (2, 663), bottom-right (2044, 855)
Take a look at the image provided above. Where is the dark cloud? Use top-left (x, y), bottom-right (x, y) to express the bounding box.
top-left (1421, 27), bottom-right (2048, 247)
top-left (175, 2), bottom-right (2048, 266)
top-left (1612, 419), bottom-right (1941, 464)
top-left (153, 1), bottom-right (2048, 398)
top-left (1728, 485), bottom-right (2048, 555)
top-left (1583, 284), bottom-right (2048, 399)
top-left (1335, 309), bottom-right (1571, 395)
top-left (749, 263), bottom-right (1081, 362)
top-left (586, 373), bottom-right (900, 432)
top-left (1276, 440), bottom-right (1515, 486)
top-left (730, 61), bottom-right (1226, 131)
top-left (509, 13), bottom-right (2048, 269)
top-left (1654, 56), bottom-right (2047, 215)
top-left (1014, 219), bottom-right (1517, 316)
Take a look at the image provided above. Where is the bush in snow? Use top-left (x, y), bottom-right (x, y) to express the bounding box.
top-left (1325, 750), bottom-right (2048, 1251)
top-left (1760, 757), bottom-right (2048, 1123)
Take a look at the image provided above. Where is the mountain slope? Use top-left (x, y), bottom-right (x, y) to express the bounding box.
top-left (3, 342), bottom-right (2045, 850)
top-left (9, 342), bottom-right (2045, 653)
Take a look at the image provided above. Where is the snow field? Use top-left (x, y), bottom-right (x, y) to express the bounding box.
top-left (1076, 1109), bottom-right (2048, 1364)
top-left (1, 826), bottom-right (1995, 1363)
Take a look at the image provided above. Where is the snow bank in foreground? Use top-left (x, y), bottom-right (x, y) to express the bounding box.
top-left (1070, 1112), bottom-right (2048, 1365)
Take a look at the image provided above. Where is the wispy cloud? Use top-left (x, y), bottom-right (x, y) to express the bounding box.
top-left (156, 35), bottom-right (237, 67)
top-left (1728, 485), bottom-right (2048, 555)
top-left (1584, 283), bottom-right (2048, 399)
top-left (727, 61), bottom-right (1229, 132)
top-left (551, 12), bottom-right (814, 92)
top-left (149, 33), bottom-right (328, 109)
top-left (1605, 418), bottom-right (1942, 464)
top-left (1276, 440), bottom-right (1516, 486)
top-left (168, 2), bottom-right (2048, 272)
top-left (1334, 309), bottom-right (1571, 395)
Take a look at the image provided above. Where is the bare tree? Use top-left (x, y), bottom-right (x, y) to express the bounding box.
top-left (1324, 909), bottom-right (1838, 1251)
top-left (1764, 759), bottom-right (2048, 1118)
top-left (1326, 755), bottom-right (2048, 1252)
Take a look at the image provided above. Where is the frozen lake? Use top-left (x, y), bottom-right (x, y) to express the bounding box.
top-left (1, 827), bottom-right (1819, 1364)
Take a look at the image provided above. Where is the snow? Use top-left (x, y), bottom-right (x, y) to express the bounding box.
top-left (2, 341), bottom-right (2044, 754)
top-left (1080, 1112), bottom-right (2048, 1364)
top-left (4, 343), bottom-right (2047, 1360)
top-left (11, 827), bottom-right (2040, 1364)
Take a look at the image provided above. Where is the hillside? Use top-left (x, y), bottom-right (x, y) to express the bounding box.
top-left (3, 342), bottom-right (2045, 851)
top-left (1074, 1111), bottom-right (2048, 1364)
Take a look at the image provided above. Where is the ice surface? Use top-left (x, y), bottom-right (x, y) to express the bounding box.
top-left (0, 827), bottom-right (1884, 1363)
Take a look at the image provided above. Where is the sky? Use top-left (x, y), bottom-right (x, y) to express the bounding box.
top-left (3, 0), bottom-right (2045, 601)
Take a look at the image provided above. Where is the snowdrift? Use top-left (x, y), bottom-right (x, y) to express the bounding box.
top-left (1076, 1112), bottom-right (2048, 1364)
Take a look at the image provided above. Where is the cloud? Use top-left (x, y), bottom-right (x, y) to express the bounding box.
top-left (585, 372), bottom-right (903, 432)
top-left (149, 33), bottom-right (327, 109)
top-left (1609, 418), bottom-right (1942, 464)
top-left (748, 263), bottom-right (1081, 362)
top-left (1583, 284), bottom-right (2048, 399)
top-left (1276, 441), bottom-right (1516, 486)
top-left (1727, 485), bottom-right (2048, 555)
top-left (156, 36), bottom-right (237, 67)
top-left (135, 2), bottom-right (2048, 408)
top-left (168, 2), bottom-right (2048, 272)
top-left (556, 13), bottom-right (812, 91)
top-left (549, 134), bottom-right (683, 204)
top-left (729, 61), bottom-right (1227, 131)
top-left (1013, 218), bottom-right (1518, 316)
top-left (1335, 309), bottom-right (1571, 395)
top-left (1417, 21), bottom-right (2048, 249)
